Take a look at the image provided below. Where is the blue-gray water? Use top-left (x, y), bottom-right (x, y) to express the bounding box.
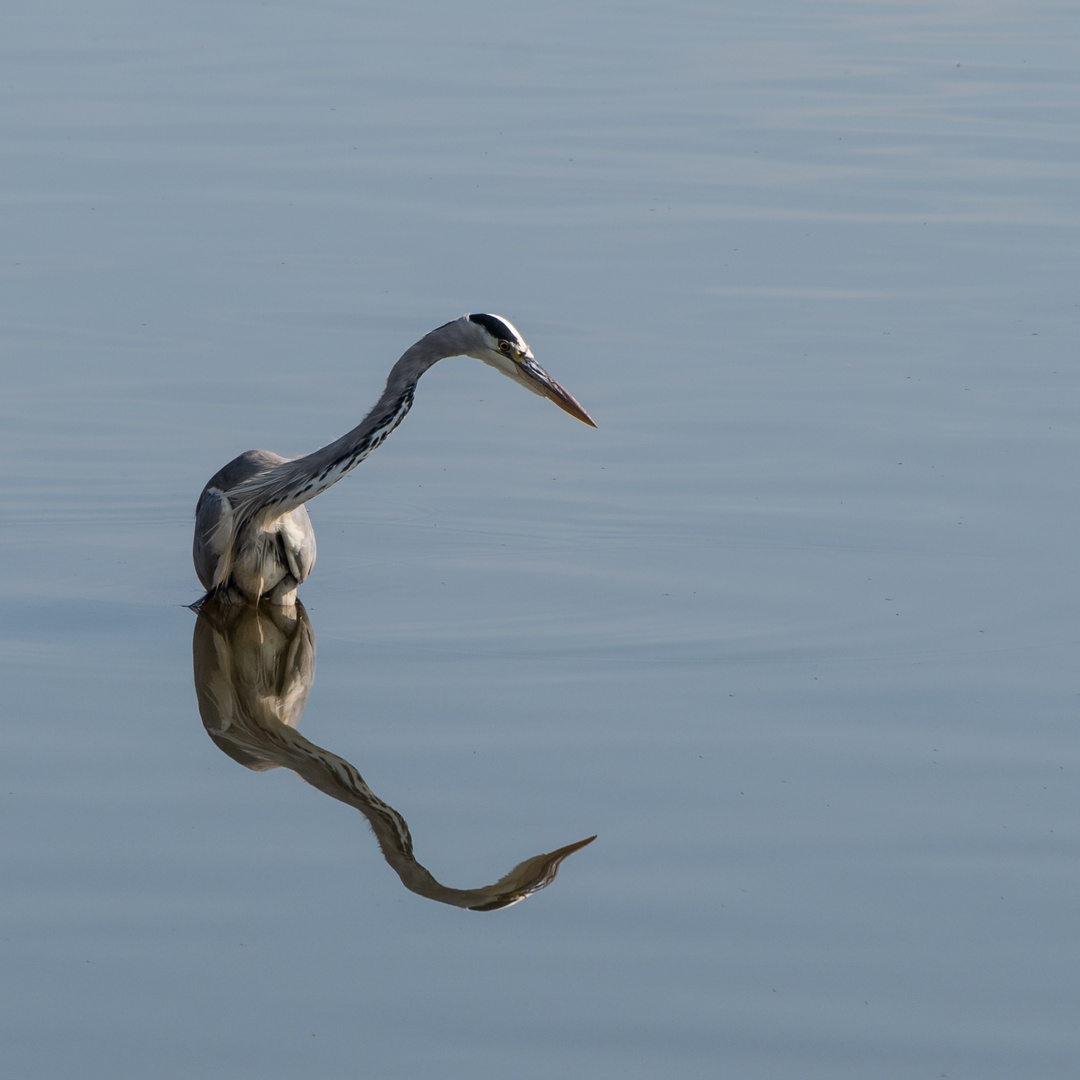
top-left (3, 1), bottom-right (1079, 1076)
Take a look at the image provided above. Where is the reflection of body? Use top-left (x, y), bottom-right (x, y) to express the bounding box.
top-left (192, 599), bottom-right (593, 910)
top-left (193, 314), bottom-right (594, 606)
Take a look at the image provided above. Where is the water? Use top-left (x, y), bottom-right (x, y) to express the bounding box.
top-left (2, 1), bottom-right (1079, 1076)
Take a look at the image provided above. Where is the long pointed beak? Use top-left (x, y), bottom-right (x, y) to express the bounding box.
top-left (517, 356), bottom-right (597, 427)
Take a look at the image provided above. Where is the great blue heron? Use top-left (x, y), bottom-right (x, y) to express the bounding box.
top-left (194, 313), bottom-right (595, 605)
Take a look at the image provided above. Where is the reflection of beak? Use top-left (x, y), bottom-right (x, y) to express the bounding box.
top-left (517, 356), bottom-right (597, 428)
top-left (467, 834), bottom-right (598, 911)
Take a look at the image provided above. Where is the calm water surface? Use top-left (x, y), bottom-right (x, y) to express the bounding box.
top-left (2, 1), bottom-right (1079, 1076)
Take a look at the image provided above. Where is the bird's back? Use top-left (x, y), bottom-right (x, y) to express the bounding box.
top-left (200, 448), bottom-right (290, 497)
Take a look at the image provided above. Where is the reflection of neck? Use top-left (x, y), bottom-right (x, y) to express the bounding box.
top-left (192, 600), bottom-right (594, 910)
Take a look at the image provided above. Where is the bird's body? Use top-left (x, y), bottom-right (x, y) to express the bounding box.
top-left (194, 450), bottom-right (317, 605)
top-left (193, 313), bottom-right (593, 606)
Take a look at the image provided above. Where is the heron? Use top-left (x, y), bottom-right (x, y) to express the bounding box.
top-left (193, 313), bottom-right (595, 606)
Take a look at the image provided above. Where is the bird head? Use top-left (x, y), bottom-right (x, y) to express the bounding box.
top-left (463, 313), bottom-right (596, 427)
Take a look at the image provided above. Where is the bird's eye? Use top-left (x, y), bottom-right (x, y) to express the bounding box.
top-left (498, 340), bottom-right (513, 353)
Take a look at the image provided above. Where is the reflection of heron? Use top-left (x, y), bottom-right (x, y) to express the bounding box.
top-left (194, 314), bottom-right (595, 606)
top-left (192, 598), bottom-right (595, 910)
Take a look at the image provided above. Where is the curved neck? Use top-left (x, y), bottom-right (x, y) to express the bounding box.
top-left (237, 320), bottom-right (477, 526)
top-left (301, 327), bottom-right (461, 481)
